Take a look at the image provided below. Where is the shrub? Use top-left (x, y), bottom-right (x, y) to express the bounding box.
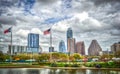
top-left (64, 64), bottom-right (71, 67)
top-left (71, 64), bottom-right (80, 67)
top-left (95, 64), bottom-right (101, 68)
top-left (84, 62), bottom-right (95, 67)
top-left (50, 63), bottom-right (57, 67)
top-left (84, 62), bottom-right (120, 68)
top-left (57, 63), bottom-right (64, 67)
top-left (114, 61), bottom-right (120, 68)
top-left (39, 62), bottom-right (51, 66)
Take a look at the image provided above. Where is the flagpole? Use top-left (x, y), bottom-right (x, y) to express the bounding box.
top-left (50, 28), bottom-right (52, 47)
top-left (10, 27), bottom-right (12, 63)
top-left (50, 27), bottom-right (52, 62)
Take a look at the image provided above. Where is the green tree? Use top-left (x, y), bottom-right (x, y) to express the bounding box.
top-left (72, 53), bottom-right (82, 61)
top-left (100, 54), bottom-right (114, 61)
top-left (4, 54), bottom-right (10, 60)
top-left (33, 54), bottom-right (39, 61)
top-left (59, 53), bottom-right (68, 62)
top-left (69, 55), bottom-right (75, 62)
top-left (13, 54), bottom-right (30, 60)
top-left (0, 51), bottom-right (5, 62)
top-left (52, 52), bottom-right (60, 62)
top-left (38, 53), bottom-right (50, 62)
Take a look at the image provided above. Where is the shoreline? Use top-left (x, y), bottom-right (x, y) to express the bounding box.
top-left (0, 66), bottom-right (120, 70)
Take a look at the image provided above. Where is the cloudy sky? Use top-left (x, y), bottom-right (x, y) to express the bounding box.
top-left (0, 0), bottom-right (120, 54)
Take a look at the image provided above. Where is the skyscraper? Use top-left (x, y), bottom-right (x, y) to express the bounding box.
top-left (27, 33), bottom-right (39, 53)
top-left (76, 41), bottom-right (85, 55)
top-left (88, 40), bottom-right (102, 56)
top-left (67, 28), bottom-right (75, 54)
top-left (111, 42), bottom-right (120, 54)
top-left (67, 38), bottom-right (76, 54)
top-left (67, 28), bottom-right (73, 39)
top-left (59, 40), bottom-right (66, 53)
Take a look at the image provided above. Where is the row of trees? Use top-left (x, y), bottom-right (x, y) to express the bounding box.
top-left (0, 52), bottom-right (84, 62)
top-left (38, 53), bottom-right (84, 62)
top-left (0, 51), bottom-right (120, 62)
top-left (13, 53), bottom-right (84, 62)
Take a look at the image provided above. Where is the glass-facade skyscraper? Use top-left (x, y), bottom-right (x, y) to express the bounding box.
top-left (59, 40), bottom-right (66, 53)
top-left (67, 28), bottom-right (73, 38)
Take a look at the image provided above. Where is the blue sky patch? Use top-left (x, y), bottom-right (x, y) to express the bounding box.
top-left (42, 16), bottom-right (72, 24)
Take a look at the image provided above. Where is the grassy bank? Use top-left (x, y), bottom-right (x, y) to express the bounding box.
top-left (0, 61), bottom-right (120, 68)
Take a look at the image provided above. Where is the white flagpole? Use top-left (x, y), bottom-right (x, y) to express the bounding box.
top-left (50, 28), bottom-right (52, 62)
top-left (50, 28), bottom-right (52, 47)
top-left (10, 27), bottom-right (12, 63)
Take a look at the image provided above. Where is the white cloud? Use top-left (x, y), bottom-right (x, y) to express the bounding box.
top-left (73, 12), bottom-right (89, 22)
top-left (88, 17), bottom-right (102, 27)
top-left (55, 12), bottom-right (103, 32)
top-left (30, 28), bottom-right (42, 35)
top-left (16, 29), bottom-right (30, 38)
top-left (52, 22), bottom-right (69, 32)
top-left (16, 28), bottom-right (42, 38)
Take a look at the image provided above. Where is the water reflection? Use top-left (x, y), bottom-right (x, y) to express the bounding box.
top-left (0, 68), bottom-right (119, 74)
top-left (47, 69), bottom-right (77, 74)
top-left (27, 69), bottom-right (39, 74)
top-left (6, 69), bottom-right (24, 74)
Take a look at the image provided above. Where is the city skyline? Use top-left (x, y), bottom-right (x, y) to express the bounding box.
top-left (0, 0), bottom-right (120, 54)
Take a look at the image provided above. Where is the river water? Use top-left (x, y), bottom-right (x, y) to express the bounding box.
top-left (0, 68), bottom-right (120, 74)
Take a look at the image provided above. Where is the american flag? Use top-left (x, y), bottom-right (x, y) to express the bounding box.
top-left (43, 28), bottom-right (51, 35)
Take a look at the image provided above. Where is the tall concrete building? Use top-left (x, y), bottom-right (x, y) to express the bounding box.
top-left (8, 45), bottom-right (27, 55)
top-left (59, 40), bottom-right (66, 53)
top-left (67, 38), bottom-right (76, 54)
top-left (88, 40), bottom-right (102, 56)
top-left (76, 41), bottom-right (85, 55)
top-left (8, 45), bottom-right (42, 55)
top-left (111, 42), bottom-right (120, 53)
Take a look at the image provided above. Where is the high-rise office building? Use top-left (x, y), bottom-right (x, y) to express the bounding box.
top-left (67, 28), bottom-right (73, 39)
top-left (67, 38), bottom-right (76, 54)
top-left (59, 40), bottom-right (66, 53)
top-left (76, 41), bottom-right (85, 55)
top-left (66, 28), bottom-right (75, 54)
top-left (88, 40), bottom-right (102, 56)
top-left (111, 42), bottom-right (120, 53)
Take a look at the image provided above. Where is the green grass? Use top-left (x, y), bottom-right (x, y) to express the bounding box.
top-left (0, 61), bottom-right (120, 68)
top-left (0, 62), bottom-right (40, 67)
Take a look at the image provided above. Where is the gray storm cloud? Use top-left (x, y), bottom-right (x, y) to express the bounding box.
top-left (37, 0), bottom-right (58, 4)
top-left (90, 0), bottom-right (120, 6)
top-left (0, 16), bottom-right (16, 25)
